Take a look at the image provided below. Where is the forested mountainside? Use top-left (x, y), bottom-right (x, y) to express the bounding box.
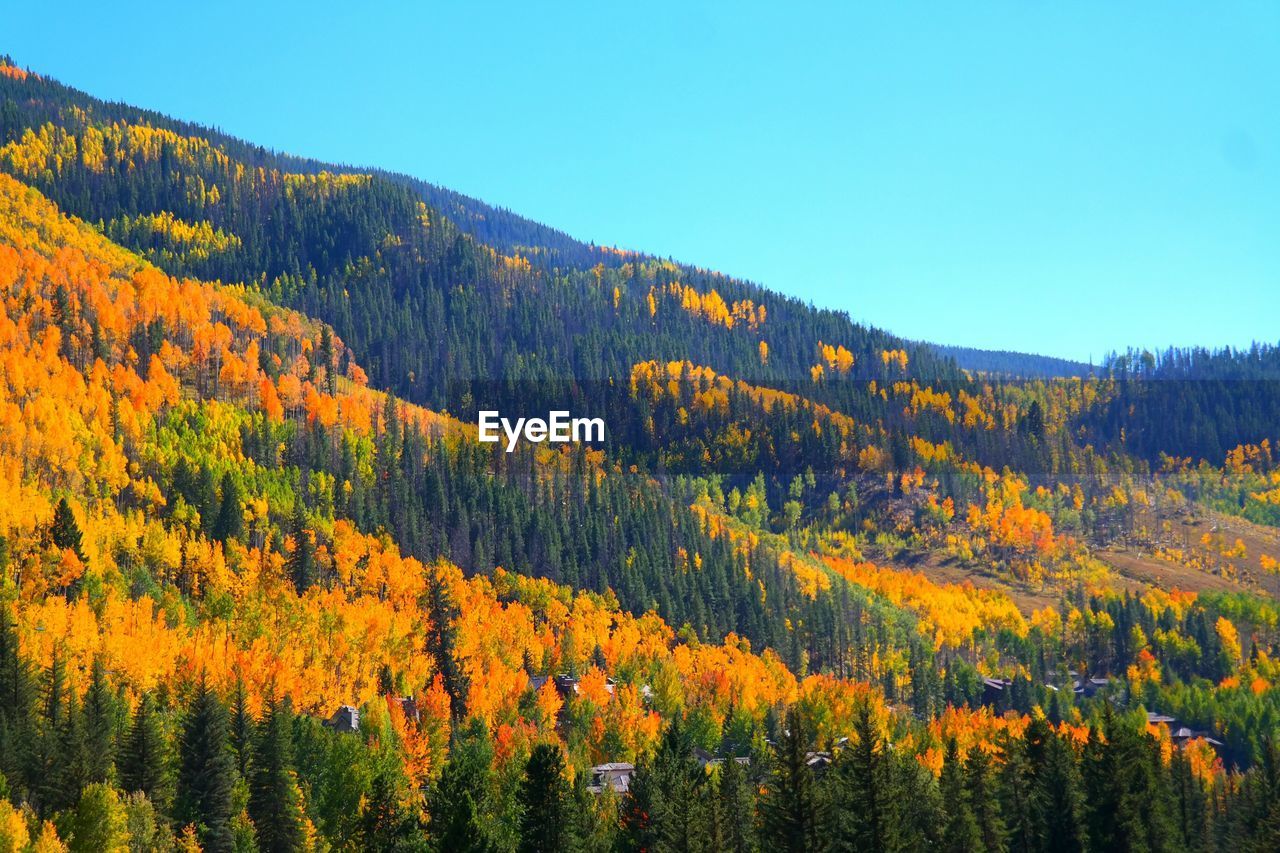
top-left (929, 344), bottom-right (1095, 379)
top-left (1, 55), bottom-right (1280, 852)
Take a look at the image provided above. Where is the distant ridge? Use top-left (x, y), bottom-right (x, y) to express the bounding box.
top-left (929, 343), bottom-right (1094, 378)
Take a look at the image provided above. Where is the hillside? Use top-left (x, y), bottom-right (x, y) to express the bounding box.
top-left (928, 344), bottom-right (1095, 379)
top-left (0, 55), bottom-right (1279, 851)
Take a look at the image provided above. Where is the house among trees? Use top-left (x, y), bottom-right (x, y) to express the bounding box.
top-left (525, 673), bottom-right (583, 699)
top-left (1076, 676), bottom-right (1112, 698)
top-left (1171, 726), bottom-right (1225, 750)
top-left (324, 705), bottom-right (360, 733)
top-left (1146, 711), bottom-right (1226, 752)
top-left (390, 696), bottom-right (419, 723)
top-left (804, 750), bottom-right (833, 774)
top-left (552, 674), bottom-right (580, 698)
top-left (693, 746), bottom-right (751, 770)
top-left (981, 676), bottom-right (1012, 705)
top-left (587, 762), bottom-right (635, 794)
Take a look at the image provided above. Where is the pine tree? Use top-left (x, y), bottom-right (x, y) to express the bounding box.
top-left (423, 566), bottom-right (468, 721)
top-left (120, 693), bottom-right (168, 804)
top-left (1082, 712), bottom-right (1174, 853)
top-left (965, 746), bottom-right (1007, 853)
top-left (618, 754), bottom-right (661, 853)
top-left (998, 732), bottom-right (1037, 853)
top-left (828, 703), bottom-right (893, 852)
top-left (361, 763), bottom-right (422, 852)
top-left (650, 722), bottom-right (710, 853)
top-left (1025, 717), bottom-right (1085, 853)
top-left (49, 497), bottom-right (85, 561)
top-left (212, 472), bottom-right (243, 544)
top-left (891, 747), bottom-right (943, 852)
top-left (177, 679), bottom-right (235, 853)
top-left (249, 694), bottom-right (306, 853)
top-left (518, 743), bottom-right (568, 853)
top-left (0, 604), bottom-right (34, 791)
top-left (759, 708), bottom-right (821, 853)
top-left (33, 654), bottom-right (86, 816)
top-left (82, 656), bottom-right (117, 784)
top-left (426, 720), bottom-right (495, 852)
top-left (229, 675), bottom-right (253, 779)
top-left (717, 755), bottom-right (757, 853)
top-left (939, 738), bottom-right (982, 853)
top-left (286, 506), bottom-right (315, 592)
top-left (1169, 749), bottom-right (1208, 853)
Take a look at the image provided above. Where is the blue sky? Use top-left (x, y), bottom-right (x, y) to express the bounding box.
top-left (7, 1), bottom-right (1278, 361)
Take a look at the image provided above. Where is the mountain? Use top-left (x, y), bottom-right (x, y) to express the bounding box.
top-left (929, 343), bottom-right (1095, 378)
top-left (1, 55), bottom-right (1279, 851)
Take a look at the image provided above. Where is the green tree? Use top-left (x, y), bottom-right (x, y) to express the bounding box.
top-left (518, 743), bottom-right (569, 853)
top-left (286, 506), bottom-right (315, 593)
top-left (828, 704), bottom-right (893, 852)
top-left (228, 675), bottom-right (254, 780)
top-left (939, 738), bottom-right (982, 853)
top-left (34, 654), bottom-right (86, 816)
top-left (212, 472), bottom-right (243, 544)
top-left (249, 695), bottom-right (306, 853)
top-left (63, 782), bottom-right (130, 852)
top-left (120, 693), bottom-right (168, 805)
top-left (49, 497), bottom-right (85, 561)
top-left (423, 566), bottom-right (468, 721)
top-left (83, 656), bottom-right (118, 785)
top-left (176, 679), bottom-right (235, 853)
top-left (715, 755), bottom-right (757, 853)
top-left (0, 603), bottom-right (34, 791)
top-left (1025, 717), bottom-right (1085, 853)
top-left (965, 746), bottom-right (1006, 853)
top-left (360, 761), bottom-right (423, 852)
top-left (759, 708), bottom-right (822, 853)
top-left (426, 720), bottom-right (495, 852)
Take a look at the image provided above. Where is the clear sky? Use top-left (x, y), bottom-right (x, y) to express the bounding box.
top-left (7, 1), bottom-right (1278, 361)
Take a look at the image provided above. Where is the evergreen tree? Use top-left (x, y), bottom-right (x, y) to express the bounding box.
top-left (716, 755), bottom-right (757, 853)
top-left (33, 654), bottom-right (85, 816)
top-left (49, 497), bottom-right (85, 561)
top-left (998, 732), bottom-right (1037, 853)
top-left (965, 746), bottom-right (1007, 853)
top-left (249, 694), bottom-right (306, 853)
top-left (1169, 749), bottom-right (1209, 853)
top-left (651, 722), bottom-right (711, 853)
top-left (423, 566), bottom-right (469, 721)
top-left (286, 506), bottom-right (315, 592)
top-left (518, 743), bottom-right (568, 853)
top-left (176, 679), bottom-right (235, 853)
top-left (618, 754), bottom-right (661, 853)
top-left (759, 708), bottom-right (822, 853)
top-left (1082, 712), bottom-right (1174, 853)
top-left (1025, 717), bottom-right (1085, 853)
top-left (82, 656), bottom-right (117, 784)
top-left (828, 704), bottom-right (893, 852)
top-left (890, 747), bottom-right (943, 852)
top-left (361, 763), bottom-right (423, 852)
top-left (120, 693), bottom-right (168, 804)
top-left (212, 472), bottom-right (243, 544)
top-left (426, 720), bottom-right (495, 852)
top-left (229, 675), bottom-right (254, 780)
top-left (939, 738), bottom-right (982, 853)
top-left (0, 604), bottom-right (34, 792)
